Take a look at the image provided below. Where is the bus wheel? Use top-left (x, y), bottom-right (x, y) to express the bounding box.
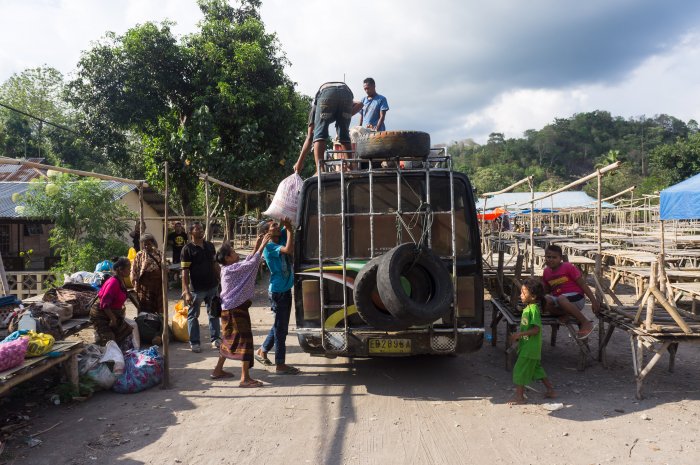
top-left (354, 255), bottom-right (414, 330)
top-left (377, 243), bottom-right (453, 325)
top-left (355, 130), bottom-right (431, 160)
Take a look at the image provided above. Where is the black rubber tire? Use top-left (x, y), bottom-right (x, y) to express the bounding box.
top-left (376, 243), bottom-right (453, 325)
top-left (353, 256), bottom-right (413, 330)
top-left (355, 130), bottom-right (431, 160)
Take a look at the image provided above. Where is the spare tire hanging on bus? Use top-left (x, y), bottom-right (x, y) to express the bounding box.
top-left (355, 130), bottom-right (431, 160)
top-left (353, 255), bottom-right (413, 331)
top-left (376, 243), bottom-right (453, 325)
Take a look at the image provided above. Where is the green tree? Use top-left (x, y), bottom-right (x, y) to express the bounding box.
top-left (0, 66), bottom-right (69, 163)
top-left (16, 174), bottom-right (133, 277)
top-left (67, 0), bottom-right (307, 217)
top-left (649, 133), bottom-right (700, 186)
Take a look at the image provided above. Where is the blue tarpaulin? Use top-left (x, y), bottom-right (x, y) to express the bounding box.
top-left (660, 173), bottom-right (700, 220)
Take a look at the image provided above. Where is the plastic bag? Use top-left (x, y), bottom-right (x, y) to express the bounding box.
top-left (171, 300), bottom-right (189, 342)
top-left (100, 340), bottom-right (125, 375)
top-left (94, 260), bottom-right (114, 273)
top-left (125, 318), bottom-right (140, 350)
top-left (135, 313), bottom-right (163, 345)
top-left (78, 344), bottom-right (105, 374)
top-left (87, 363), bottom-right (118, 389)
top-left (112, 346), bottom-right (164, 394)
top-left (24, 330), bottom-right (55, 358)
top-left (263, 173), bottom-right (304, 226)
top-left (0, 337), bottom-right (29, 372)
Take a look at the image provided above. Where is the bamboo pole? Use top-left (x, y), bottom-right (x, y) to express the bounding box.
top-left (529, 178), bottom-right (535, 276)
top-left (0, 157), bottom-right (146, 186)
top-left (481, 176), bottom-right (532, 197)
top-left (197, 173), bottom-right (266, 196)
top-left (138, 182), bottom-right (145, 235)
top-left (161, 162), bottom-right (170, 389)
top-left (204, 175), bottom-right (211, 242)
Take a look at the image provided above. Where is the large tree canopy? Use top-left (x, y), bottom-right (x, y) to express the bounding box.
top-left (67, 0), bottom-right (307, 216)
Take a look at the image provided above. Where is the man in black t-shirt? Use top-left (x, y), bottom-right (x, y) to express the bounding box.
top-left (167, 222), bottom-right (188, 264)
top-left (180, 222), bottom-right (220, 353)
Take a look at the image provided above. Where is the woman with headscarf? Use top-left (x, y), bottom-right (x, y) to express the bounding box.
top-left (90, 257), bottom-right (133, 348)
top-left (130, 233), bottom-right (165, 345)
top-left (130, 233), bottom-right (164, 315)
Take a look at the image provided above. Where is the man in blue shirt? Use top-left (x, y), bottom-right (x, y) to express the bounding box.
top-left (359, 77), bottom-right (389, 131)
top-left (255, 217), bottom-right (300, 374)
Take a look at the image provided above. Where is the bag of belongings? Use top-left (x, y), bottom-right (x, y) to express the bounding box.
top-left (112, 346), bottom-right (164, 393)
top-left (263, 173), bottom-right (304, 226)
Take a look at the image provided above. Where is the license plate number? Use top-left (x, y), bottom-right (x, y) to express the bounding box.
top-left (368, 338), bottom-right (412, 354)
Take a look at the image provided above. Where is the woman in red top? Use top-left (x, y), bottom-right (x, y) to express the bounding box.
top-left (89, 257), bottom-right (133, 347)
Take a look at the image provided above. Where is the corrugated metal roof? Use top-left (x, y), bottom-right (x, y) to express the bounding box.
top-left (476, 191), bottom-right (614, 212)
top-left (0, 180), bottom-right (172, 219)
top-left (0, 158), bottom-right (47, 181)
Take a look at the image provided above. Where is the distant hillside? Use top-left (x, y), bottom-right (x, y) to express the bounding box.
top-left (449, 111), bottom-right (700, 198)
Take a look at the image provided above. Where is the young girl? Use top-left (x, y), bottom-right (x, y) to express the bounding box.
top-left (508, 277), bottom-right (556, 405)
top-left (211, 232), bottom-right (271, 387)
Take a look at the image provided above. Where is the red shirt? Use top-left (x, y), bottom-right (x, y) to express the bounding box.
top-left (543, 261), bottom-right (582, 296)
top-left (98, 276), bottom-right (128, 310)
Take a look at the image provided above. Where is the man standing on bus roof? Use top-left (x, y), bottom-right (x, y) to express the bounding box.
top-left (294, 94), bottom-right (362, 176)
top-left (358, 77), bottom-right (389, 131)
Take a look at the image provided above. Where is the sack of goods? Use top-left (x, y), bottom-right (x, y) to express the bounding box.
top-left (171, 300), bottom-right (189, 342)
top-left (263, 173), bottom-right (304, 225)
top-left (112, 346), bottom-right (164, 394)
top-left (2, 330), bottom-right (54, 357)
top-left (0, 336), bottom-right (29, 372)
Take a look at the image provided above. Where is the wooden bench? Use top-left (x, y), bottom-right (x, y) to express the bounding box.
top-left (490, 297), bottom-right (594, 371)
top-left (0, 340), bottom-right (84, 397)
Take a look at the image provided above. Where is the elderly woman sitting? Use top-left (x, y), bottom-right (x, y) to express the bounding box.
top-left (89, 257), bottom-right (133, 349)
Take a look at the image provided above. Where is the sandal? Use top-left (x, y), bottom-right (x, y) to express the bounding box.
top-left (254, 353), bottom-right (273, 366)
top-left (210, 371), bottom-right (235, 380)
top-left (239, 379), bottom-right (263, 388)
top-left (576, 322), bottom-right (598, 340)
top-left (274, 366), bottom-right (300, 375)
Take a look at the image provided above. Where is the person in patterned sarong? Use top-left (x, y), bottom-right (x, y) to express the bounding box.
top-left (211, 232), bottom-right (271, 387)
top-left (130, 233), bottom-right (164, 315)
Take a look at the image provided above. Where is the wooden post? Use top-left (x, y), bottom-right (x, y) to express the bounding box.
top-left (529, 178), bottom-right (535, 276)
top-left (204, 174), bottom-right (211, 241)
top-left (161, 162), bottom-right (170, 389)
top-left (244, 195), bottom-right (249, 247)
top-left (138, 182), bottom-right (145, 234)
top-left (481, 197), bottom-right (487, 255)
top-left (645, 261), bottom-right (657, 331)
top-left (596, 169), bottom-right (602, 257)
top-left (0, 252), bottom-right (10, 295)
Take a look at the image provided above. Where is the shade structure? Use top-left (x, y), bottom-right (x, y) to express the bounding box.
top-left (660, 172), bottom-right (700, 220)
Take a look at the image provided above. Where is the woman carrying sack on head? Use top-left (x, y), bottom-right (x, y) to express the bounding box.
top-left (89, 257), bottom-right (133, 349)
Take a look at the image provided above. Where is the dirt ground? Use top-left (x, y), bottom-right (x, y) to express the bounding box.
top-left (1, 282), bottom-right (699, 465)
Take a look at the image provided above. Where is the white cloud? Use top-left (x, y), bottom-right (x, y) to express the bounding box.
top-left (1, 0), bottom-right (699, 147)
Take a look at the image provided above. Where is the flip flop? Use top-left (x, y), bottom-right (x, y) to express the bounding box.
top-left (239, 380), bottom-right (263, 388)
top-left (576, 322), bottom-right (598, 340)
top-left (210, 371), bottom-right (235, 380)
top-left (254, 354), bottom-right (273, 366)
top-left (274, 366), bottom-right (301, 375)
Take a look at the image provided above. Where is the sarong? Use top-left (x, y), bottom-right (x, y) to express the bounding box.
top-left (135, 268), bottom-right (163, 314)
top-left (89, 304), bottom-right (133, 346)
top-left (219, 300), bottom-right (254, 365)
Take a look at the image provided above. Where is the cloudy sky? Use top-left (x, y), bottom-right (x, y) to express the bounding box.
top-left (2, 0), bottom-right (700, 145)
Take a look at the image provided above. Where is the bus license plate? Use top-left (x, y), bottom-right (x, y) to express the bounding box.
top-left (368, 338), bottom-right (412, 354)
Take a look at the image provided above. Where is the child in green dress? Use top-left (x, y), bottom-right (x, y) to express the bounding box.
top-left (508, 277), bottom-right (556, 405)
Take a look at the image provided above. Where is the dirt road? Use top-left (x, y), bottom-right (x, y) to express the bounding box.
top-left (3, 284), bottom-right (700, 465)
